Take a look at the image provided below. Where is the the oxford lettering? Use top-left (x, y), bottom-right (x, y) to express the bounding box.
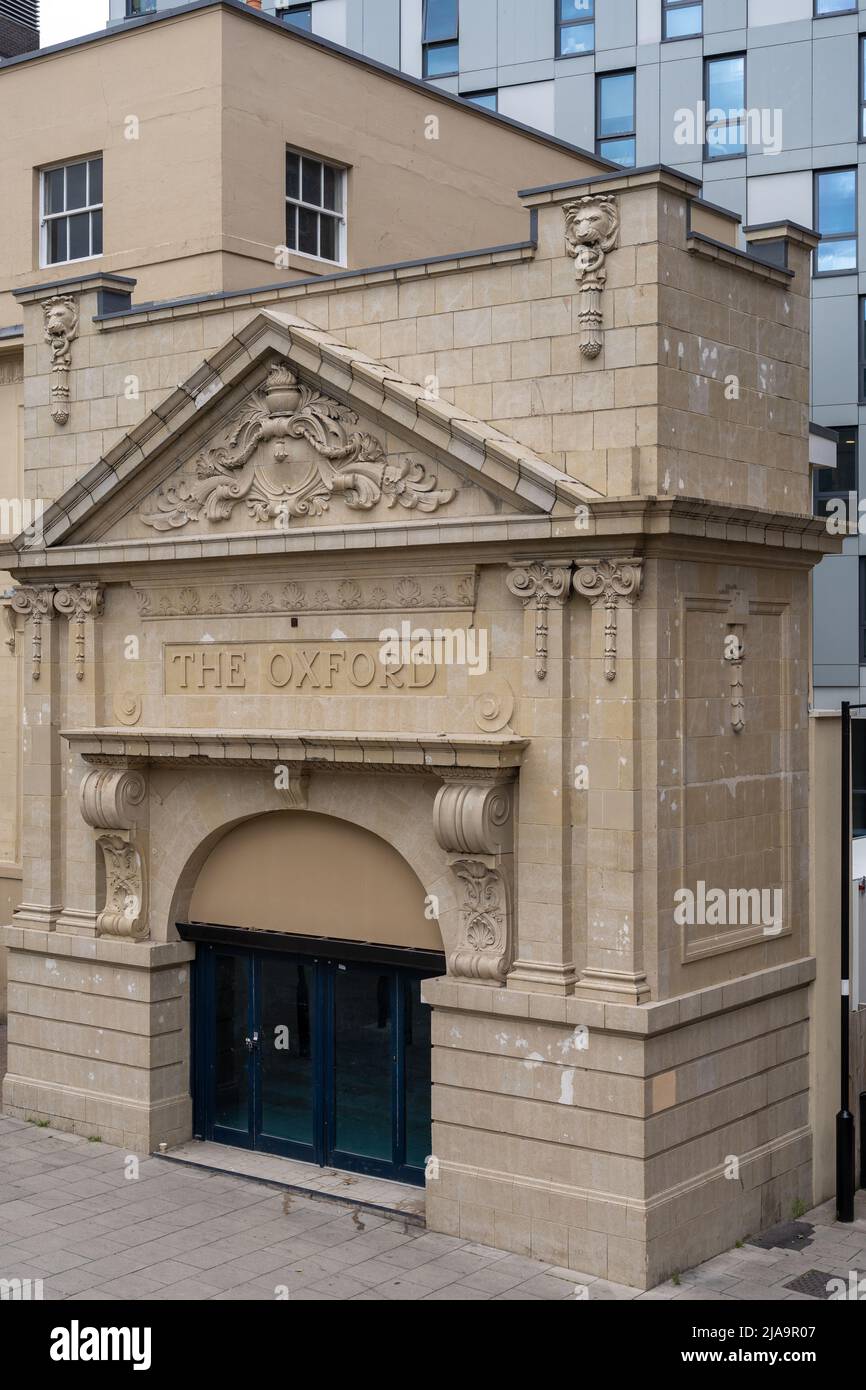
top-left (164, 642), bottom-right (444, 695)
top-left (49, 1321), bottom-right (152, 1371)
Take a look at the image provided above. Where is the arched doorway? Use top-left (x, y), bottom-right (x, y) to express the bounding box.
top-left (179, 811), bottom-right (444, 1186)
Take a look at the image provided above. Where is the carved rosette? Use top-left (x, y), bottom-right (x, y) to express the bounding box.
top-left (139, 358), bottom-right (455, 531)
top-left (506, 562), bottom-right (571, 680)
top-left (564, 194), bottom-right (620, 360)
top-left (574, 559), bottom-right (643, 682)
top-left (8, 584), bottom-right (55, 680)
top-left (54, 583), bottom-right (104, 680)
top-left (80, 769), bottom-right (148, 940)
top-left (42, 295), bottom-right (80, 426)
top-left (434, 772), bottom-right (515, 983)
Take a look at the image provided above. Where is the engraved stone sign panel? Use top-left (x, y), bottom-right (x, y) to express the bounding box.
top-left (164, 642), bottom-right (446, 695)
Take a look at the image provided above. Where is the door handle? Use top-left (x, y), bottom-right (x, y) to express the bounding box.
top-left (244, 1032), bottom-right (259, 1051)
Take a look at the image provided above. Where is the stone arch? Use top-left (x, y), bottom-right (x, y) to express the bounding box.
top-left (150, 766), bottom-right (459, 957)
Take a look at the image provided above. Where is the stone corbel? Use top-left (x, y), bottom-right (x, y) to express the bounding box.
top-left (2, 595), bottom-right (17, 654)
top-left (573, 558), bottom-right (643, 682)
top-left (564, 194), bottom-right (620, 359)
top-left (43, 294), bottom-right (80, 426)
top-left (8, 584), bottom-right (55, 680)
top-left (54, 583), bottom-right (104, 681)
top-left (80, 769), bottom-right (148, 940)
top-left (433, 771), bottom-right (515, 983)
top-left (506, 561), bottom-right (572, 680)
top-left (275, 766), bottom-right (310, 810)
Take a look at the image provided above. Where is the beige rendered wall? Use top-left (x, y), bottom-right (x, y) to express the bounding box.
top-left (0, 4), bottom-right (604, 325)
top-left (189, 809), bottom-right (444, 950)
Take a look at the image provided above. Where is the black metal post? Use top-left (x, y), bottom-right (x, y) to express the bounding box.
top-left (838, 701), bottom-right (855, 1222)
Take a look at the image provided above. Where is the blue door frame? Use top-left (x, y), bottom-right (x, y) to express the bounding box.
top-left (183, 924), bottom-right (444, 1186)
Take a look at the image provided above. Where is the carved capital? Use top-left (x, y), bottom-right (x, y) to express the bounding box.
top-left (433, 774), bottom-right (514, 857)
top-left (80, 769), bottom-right (146, 831)
top-left (506, 561), bottom-right (571, 680)
top-left (95, 834), bottom-right (147, 940)
top-left (574, 558), bottom-right (643, 682)
top-left (55, 582), bottom-right (104, 680)
top-left (564, 194), bottom-right (620, 359)
top-left (275, 766), bottom-right (310, 810)
top-left (43, 295), bottom-right (79, 426)
top-left (9, 584), bottom-right (55, 680)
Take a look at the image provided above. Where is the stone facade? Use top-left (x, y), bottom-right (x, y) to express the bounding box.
top-left (0, 157), bottom-right (837, 1289)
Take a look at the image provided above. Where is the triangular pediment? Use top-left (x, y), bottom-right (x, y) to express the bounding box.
top-left (9, 309), bottom-right (600, 557)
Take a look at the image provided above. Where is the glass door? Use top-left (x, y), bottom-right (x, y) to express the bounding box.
top-left (256, 953), bottom-right (320, 1161)
top-left (195, 939), bottom-right (440, 1185)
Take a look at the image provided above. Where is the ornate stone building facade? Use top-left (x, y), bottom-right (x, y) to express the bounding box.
top-left (0, 143), bottom-right (834, 1286)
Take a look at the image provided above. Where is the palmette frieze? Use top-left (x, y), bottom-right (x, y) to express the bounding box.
top-left (132, 571), bottom-right (478, 619)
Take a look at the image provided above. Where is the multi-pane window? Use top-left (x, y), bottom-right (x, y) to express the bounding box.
top-left (705, 55), bottom-right (746, 159)
top-left (597, 71), bottom-right (636, 168)
top-left (285, 149), bottom-right (345, 264)
top-left (663, 0), bottom-right (702, 39)
top-left (280, 3), bottom-right (312, 29)
top-left (815, 169), bottom-right (857, 274)
top-left (126, 0), bottom-right (157, 14)
top-left (813, 426), bottom-right (857, 520)
top-left (556, 0), bottom-right (595, 57)
top-left (41, 158), bottom-right (103, 267)
top-left (815, 1), bottom-right (857, 15)
top-left (423, 0), bottom-right (458, 79)
top-left (464, 90), bottom-right (498, 111)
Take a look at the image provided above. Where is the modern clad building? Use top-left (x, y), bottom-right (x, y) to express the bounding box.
top-left (0, 0), bottom-right (857, 1289)
top-left (0, 0), bottom-right (38, 59)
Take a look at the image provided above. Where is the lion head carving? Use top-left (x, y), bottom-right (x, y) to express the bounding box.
top-left (42, 296), bottom-right (79, 365)
top-left (563, 194), bottom-right (620, 281)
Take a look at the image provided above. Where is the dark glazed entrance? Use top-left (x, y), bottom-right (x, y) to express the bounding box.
top-left (182, 925), bottom-right (443, 1186)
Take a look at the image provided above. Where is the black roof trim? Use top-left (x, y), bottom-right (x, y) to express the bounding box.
top-left (518, 163), bottom-right (705, 199)
top-left (92, 238), bottom-right (537, 323)
top-left (13, 271), bottom-right (137, 298)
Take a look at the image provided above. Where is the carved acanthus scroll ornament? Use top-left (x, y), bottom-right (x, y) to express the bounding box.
top-left (434, 772), bottom-right (515, 983)
top-left (43, 295), bottom-right (79, 425)
top-left (54, 583), bottom-right (104, 680)
top-left (506, 562), bottom-right (571, 680)
top-left (80, 769), bottom-right (148, 940)
top-left (139, 361), bottom-right (454, 531)
top-left (9, 584), bottom-right (55, 680)
top-left (564, 194), bottom-right (620, 359)
top-left (574, 559), bottom-right (643, 682)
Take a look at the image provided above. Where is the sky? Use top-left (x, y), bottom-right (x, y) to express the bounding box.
top-left (40, 0), bottom-right (111, 47)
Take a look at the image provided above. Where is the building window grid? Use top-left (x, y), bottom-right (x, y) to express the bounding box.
top-left (279, 3), bottom-right (313, 28)
top-left (285, 149), bottom-right (346, 265)
top-left (125, 0), bottom-right (157, 15)
top-left (463, 89), bottom-right (498, 112)
top-left (663, 0), bottom-right (703, 40)
top-left (813, 426), bottom-right (857, 521)
top-left (704, 53), bottom-right (746, 161)
top-left (814, 168), bottom-right (858, 275)
top-left (423, 0), bottom-right (459, 79)
top-left (40, 158), bottom-right (104, 269)
top-left (556, 0), bottom-right (595, 58)
top-left (596, 69), bottom-right (636, 168)
top-left (814, 1), bottom-right (857, 16)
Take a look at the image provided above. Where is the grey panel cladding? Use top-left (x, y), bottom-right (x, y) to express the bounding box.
top-left (659, 54), bottom-right (703, 166)
top-left (459, 0), bottom-right (498, 76)
top-left (747, 40), bottom-right (812, 157)
top-left (595, 0), bottom-right (636, 53)
top-left (703, 0), bottom-right (747, 34)
top-left (360, 0), bottom-right (402, 69)
top-left (497, 0), bottom-right (554, 66)
top-left (812, 33), bottom-right (859, 149)
top-left (812, 296), bottom-right (860, 412)
top-left (813, 555), bottom-right (861, 670)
